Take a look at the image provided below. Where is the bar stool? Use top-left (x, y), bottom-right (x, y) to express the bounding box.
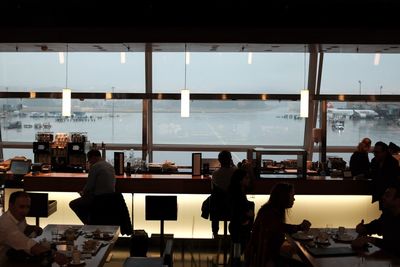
top-left (145, 195), bottom-right (177, 256)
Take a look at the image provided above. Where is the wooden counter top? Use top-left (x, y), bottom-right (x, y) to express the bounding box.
top-left (23, 172), bottom-right (372, 195)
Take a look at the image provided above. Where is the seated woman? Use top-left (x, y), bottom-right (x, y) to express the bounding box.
top-left (245, 183), bottom-right (311, 267)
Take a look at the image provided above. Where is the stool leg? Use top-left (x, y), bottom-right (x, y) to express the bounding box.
top-left (160, 219), bottom-right (165, 257)
top-left (35, 217), bottom-right (40, 227)
top-left (223, 220), bottom-right (228, 266)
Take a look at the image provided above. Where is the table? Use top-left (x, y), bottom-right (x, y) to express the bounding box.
top-left (288, 229), bottom-right (400, 267)
top-left (3, 224), bottom-right (120, 267)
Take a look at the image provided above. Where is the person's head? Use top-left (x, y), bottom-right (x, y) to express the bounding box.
top-left (381, 184), bottom-right (400, 212)
top-left (229, 169), bottom-right (250, 192)
top-left (361, 138), bottom-right (372, 150)
top-left (218, 150), bottom-right (232, 167)
top-left (388, 142), bottom-right (400, 154)
top-left (268, 183), bottom-right (295, 210)
top-left (356, 142), bottom-right (369, 153)
top-left (87, 149), bottom-right (102, 165)
top-left (8, 191), bottom-right (31, 222)
top-left (373, 141), bottom-right (389, 161)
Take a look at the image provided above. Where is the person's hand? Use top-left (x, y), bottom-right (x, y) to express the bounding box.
top-left (356, 219), bottom-right (367, 235)
top-left (299, 219), bottom-right (311, 231)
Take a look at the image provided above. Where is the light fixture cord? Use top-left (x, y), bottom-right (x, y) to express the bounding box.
top-left (66, 44), bottom-right (69, 89)
top-left (304, 44), bottom-right (306, 90)
top-left (184, 43), bottom-right (187, 89)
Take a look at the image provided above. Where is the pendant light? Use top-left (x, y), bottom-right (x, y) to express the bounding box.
top-left (300, 45), bottom-right (309, 118)
top-left (181, 44), bottom-right (190, 117)
top-left (62, 44), bottom-right (71, 117)
top-left (374, 53), bottom-right (381, 66)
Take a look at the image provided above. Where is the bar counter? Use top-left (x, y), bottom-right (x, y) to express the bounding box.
top-left (23, 172), bottom-right (372, 195)
top-left (21, 172), bottom-right (379, 238)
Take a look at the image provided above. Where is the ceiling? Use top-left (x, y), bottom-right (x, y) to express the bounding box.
top-left (2, 1), bottom-right (400, 51)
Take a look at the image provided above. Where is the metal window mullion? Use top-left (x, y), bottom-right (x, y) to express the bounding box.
top-left (304, 45), bottom-right (319, 160)
top-left (143, 46), bottom-right (153, 162)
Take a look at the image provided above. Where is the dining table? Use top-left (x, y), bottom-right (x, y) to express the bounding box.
top-left (2, 224), bottom-right (120, 267)
top-left (287, 228), bottom-right (400, 267)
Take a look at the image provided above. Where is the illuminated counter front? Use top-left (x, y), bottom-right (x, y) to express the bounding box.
top-left (23, 173), bottom-right (379, 238)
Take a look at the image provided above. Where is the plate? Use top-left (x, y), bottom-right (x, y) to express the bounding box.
top-left (68, 260), bottom-right (85, 266)
top-left (292, 232), bottom-right (314, 241)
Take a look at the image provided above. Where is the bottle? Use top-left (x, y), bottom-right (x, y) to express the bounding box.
top-left (126, 162), bottom-right (131, 177)
top-left (101, 142), bottom-right (106, 160)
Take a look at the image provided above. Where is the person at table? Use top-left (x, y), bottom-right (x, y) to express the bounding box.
top-left (69, 149), bottom-right (116, 224)
top-left (361, 137), bottom-right (372, 151)
top-left (228, 169), bottom-right (254, 254)
top-left (350, 141), bottom-right (370, 178)
top-left (210, 150), bottom-right (237, 237)
top-left (0, 191), bottom-right (68, 265)
top-left (370, 141), bottom-right (400, 205)
top-left (352, 184), bottom-right (400, 255)
top-left (245, 183), bottom-right (311, 267)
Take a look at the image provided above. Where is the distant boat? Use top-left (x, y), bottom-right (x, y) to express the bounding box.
top-left (24, 124), bottom-right (33, 128)
top-left (43, 122), bottom-right (52, 129)
top-left (34, 123), bottom-right (42, 129)
top-left (332, 120), bottom-right (344, 131)
top-left (5, 121), bottom-right (22, 129)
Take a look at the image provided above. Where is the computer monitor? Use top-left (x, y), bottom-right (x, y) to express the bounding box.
top-left (10, 159), bottom-right (32, 175)
top-left (202, 158), bottom-right (220, 172)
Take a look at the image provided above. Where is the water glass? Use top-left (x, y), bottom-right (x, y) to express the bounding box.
top-left (325, 224), bottom-right (333, 234)
top-left (51, 229), bottom-right (59, 241)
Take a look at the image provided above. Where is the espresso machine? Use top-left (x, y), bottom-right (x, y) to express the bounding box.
top-left (67, 132), bottom-right (89, 172)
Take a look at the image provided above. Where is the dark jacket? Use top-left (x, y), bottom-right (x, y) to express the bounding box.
top-left (90, 192), bottom-right (133, 236)
top-left (350, 151), bottom-right (370, 177)
top-left (365, 211), bottom-right (400, 255)
top-left (370, 154), bottom-right (400, 203)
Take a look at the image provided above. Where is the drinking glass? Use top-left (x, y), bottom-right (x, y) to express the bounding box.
top-left (51, 229), bottom-right (59, 242)
top-left (325, 224), bottom-right (333, 235)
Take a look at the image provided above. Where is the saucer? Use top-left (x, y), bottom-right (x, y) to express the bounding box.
top-left (68, 260), bottom-right (85, 266)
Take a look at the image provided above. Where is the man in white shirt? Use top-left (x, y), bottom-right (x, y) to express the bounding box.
top-left (0, 191), bottom-right (67, 265)
top-left (69, 149), bottom-right (116, 224)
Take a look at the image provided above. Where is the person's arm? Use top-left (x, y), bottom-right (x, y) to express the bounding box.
top-left (284, 220), bottom-right (311, 234)
top-left (364, 217), bottom-right (384, 236)
top-left (24, 225), bottom-right (43, 237)
top-left (82, 165), bottom-right (97, 194)
top-left (4, 227), bottom-right (38, 255)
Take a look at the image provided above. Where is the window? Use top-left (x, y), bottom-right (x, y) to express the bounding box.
top-left (321, 53), bottom-right (400, 95)
top-left (153, 52), bottom-right (306, 93)
top-left (0, 52), bottom-right (145, 93)
top-left (153, 100), bottom-right (304, 146)
top-left (0, 99), bottom-right (142, 143)
top-left (327, 101), bottom-right (399, 146)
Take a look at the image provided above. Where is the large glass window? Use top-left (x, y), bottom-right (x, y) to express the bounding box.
top-left (321, 53), bottom-right (400, 95)
top-left (153, 100), bottom-right (304, 145)
top-left (0, 52), bottom-right (145, 92)
top-left (153, 52), bottom-right (307, 93)
top-left (0, 99), bottom-right (142, 143)
top-left (327, 101), bottom-right (400, 146)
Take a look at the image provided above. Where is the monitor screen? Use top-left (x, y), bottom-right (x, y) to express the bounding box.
top-left (10, 160), bottom-right (31, 175)
top-left (202, 158), bottom-right (220, 171)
